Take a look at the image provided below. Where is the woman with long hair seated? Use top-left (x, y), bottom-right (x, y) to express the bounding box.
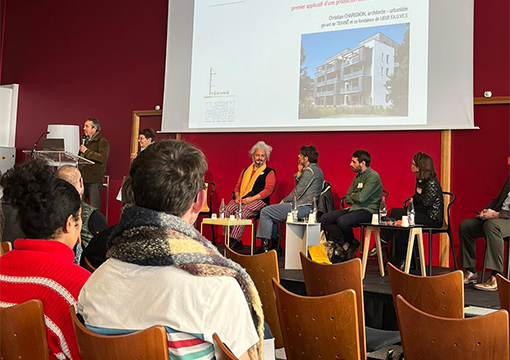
top-left (0, 160), bottom-right (91, 360)
top-left (381, 152), bottom-right (444, 270)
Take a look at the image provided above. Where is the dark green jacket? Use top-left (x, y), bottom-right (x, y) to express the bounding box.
top-left (344, 167), bottom-right (383, 214)
top-left (80, 132), bottom-right (110, 183)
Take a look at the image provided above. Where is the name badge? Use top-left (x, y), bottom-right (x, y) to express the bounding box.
top-left (416, 187), bottom-right (422, 194)
top-left (357, 183), bottom-right (363, 189)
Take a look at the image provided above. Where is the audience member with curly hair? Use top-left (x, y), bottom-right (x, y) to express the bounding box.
top-left (0, 160), bottom-right (91, 360)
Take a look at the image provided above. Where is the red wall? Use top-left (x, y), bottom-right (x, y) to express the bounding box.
top-left (1, 0), bottom-right (509, 268)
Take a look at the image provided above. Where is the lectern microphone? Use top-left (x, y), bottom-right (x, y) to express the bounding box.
top-left (30, 131), bottom-right (50, 157)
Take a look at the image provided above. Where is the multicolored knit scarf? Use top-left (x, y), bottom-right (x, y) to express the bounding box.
top-left (107, 205), bottom-right (264, 359)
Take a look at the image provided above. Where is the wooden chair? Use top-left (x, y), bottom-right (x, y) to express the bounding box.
top-left (69, 306), bottom-right (169, 360)
top-left (387, 262), bottom-right (464, 319)
top-left (300, 253), bottom-right (400, 359)
top-left (0, 241), bottom-right (12, 255)
top-left (272, 278), bottom-right (360, 360)
top-left (395, 294), bottom-right (509, 360)
top-left (497, 274), bottom-right (510, 313)
top-left (403, 191), bottom-right (458, 274)
top-left (225, 247), bottom-right (284, 348)
top-left (83, 256), bottom-right (97, 272)
top-left (213, 333), bottom-right (239, 360)
top-left (0, 299), bottom-right (49, 360)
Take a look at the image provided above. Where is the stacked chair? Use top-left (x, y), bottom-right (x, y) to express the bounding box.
top-left (225, 246), bottom-right (284, 349)
top-left (388, 263), bottom-right (509, 360)
top-left (272, 278), bottom-right (360, 360)
top-left (299, 253), bottom-right (401, 359)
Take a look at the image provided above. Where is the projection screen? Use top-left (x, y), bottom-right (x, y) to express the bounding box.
top-left (161, 0), bottom-right (474, 132)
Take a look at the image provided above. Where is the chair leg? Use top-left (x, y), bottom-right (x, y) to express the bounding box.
top-left (429, 230), bottom-right (433, 276)
top-left (448, 230), bottom-right (458, 270)
top-left (252, 219), bottom-right (257, 242)
top-left (481, 242), bottom-right (488, 283)
top-left (211, 224), bottom-right (216, 245)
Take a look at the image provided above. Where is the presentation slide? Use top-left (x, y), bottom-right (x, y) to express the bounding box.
top-left (161, 0), bottom-right (474, 132)
top-left (188, 0), bottom-right (426, 129)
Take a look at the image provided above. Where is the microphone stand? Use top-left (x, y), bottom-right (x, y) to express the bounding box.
top-left (30, 131), bottom-right (50, 157)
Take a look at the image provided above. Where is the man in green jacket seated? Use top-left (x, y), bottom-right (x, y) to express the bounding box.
top-left (320, 149), bottom-right (383, 261)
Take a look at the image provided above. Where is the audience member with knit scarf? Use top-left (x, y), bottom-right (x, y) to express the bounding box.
top-left (78, 140), bottom-right (264, 360)
top-left (0, 160), bottom-right (91, 360)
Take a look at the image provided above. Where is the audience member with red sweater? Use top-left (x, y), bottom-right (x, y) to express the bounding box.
top-left (0, 160), bottom-right (91, 360)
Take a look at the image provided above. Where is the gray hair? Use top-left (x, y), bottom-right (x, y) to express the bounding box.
top-left (249, 141), bottom-right (273, 161)
top-left (86, 117), bottom-right (101, 131)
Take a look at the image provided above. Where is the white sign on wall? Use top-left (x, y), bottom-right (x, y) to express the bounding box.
top-left (0, 84), bottom-right (19, 148)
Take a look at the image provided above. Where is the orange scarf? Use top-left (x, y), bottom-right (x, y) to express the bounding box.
top-left (240, 164), bottom-right (266, 198)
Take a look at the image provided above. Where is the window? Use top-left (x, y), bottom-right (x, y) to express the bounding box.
top-left (386, 54), bottom-right (389, 63)
top-left (386, 68), bottom-right (389, 76)
top-left (381, 67), bottom-right (384, 76)
top-left (381, 53), bottom-right (384, 61)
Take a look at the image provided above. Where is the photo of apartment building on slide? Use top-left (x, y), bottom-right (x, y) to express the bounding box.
top-left (299, 24), bottom-right (410, 119)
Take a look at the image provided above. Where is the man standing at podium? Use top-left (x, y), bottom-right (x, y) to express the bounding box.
top-left (79, 117), bottom-right (110, 211)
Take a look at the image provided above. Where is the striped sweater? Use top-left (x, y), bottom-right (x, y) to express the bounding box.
top-left (0, 239), bottom-right (91, 360)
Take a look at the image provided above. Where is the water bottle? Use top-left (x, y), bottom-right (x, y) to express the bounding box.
top-left (407, 198), bottom-right (415, 226)
top-left (291, 196), bottom-right (298, 222)
top-left (309, 197), bottom-right (318, 223)
top-left (379, 195), bottom-right (387, 223)
top-left (236, 201), bottom-right (243, 220)
top-left (219, 198), bottom-right (226, 219)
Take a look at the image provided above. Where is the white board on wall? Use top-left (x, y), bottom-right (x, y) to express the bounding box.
top-left (0, 84), bottom-right (19, 147)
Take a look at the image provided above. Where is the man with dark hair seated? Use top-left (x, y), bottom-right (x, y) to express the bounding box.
top-left (78, 140), bottom-right (263, 360)
top-left (320, 149), bottom-right (383, 262)
top-left (255, 144), bottom-right (324, 253)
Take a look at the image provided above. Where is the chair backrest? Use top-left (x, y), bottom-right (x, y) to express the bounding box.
top-left (441, 191), bottom-right (455, 230)
top-left (213, 333), bottom-right (239, 360)
top-left (272, 278), bottom-right (360, 360)
top-left (403, 191), bottom-right (455, 230)
top-left (387, 262), bottom-right (464, 318)
top-left (0, 241), bottom-right (12, 255)
top-left (69, 306), bottom-right (169, 360)
top-left (300, 252), bottom-right (367, 359)
top-left (83, 256), bottom-right (97, 272)
top-left (497, 274), bottom-right (510, 315)
top-left (225, 247), bottom-right (284, 349)
top-left (0, 299), bottom-right (49, 360)
top-left (396, 294), bottom-right (509, 360)
top-left (200, 181), bottom-right (217, 214)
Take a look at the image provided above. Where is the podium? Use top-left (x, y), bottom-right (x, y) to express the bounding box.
top-left (23, 150), bottom-right (94, 167)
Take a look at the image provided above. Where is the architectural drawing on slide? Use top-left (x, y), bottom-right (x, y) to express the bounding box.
top-left (314, 32), bottom-right (398, 107)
